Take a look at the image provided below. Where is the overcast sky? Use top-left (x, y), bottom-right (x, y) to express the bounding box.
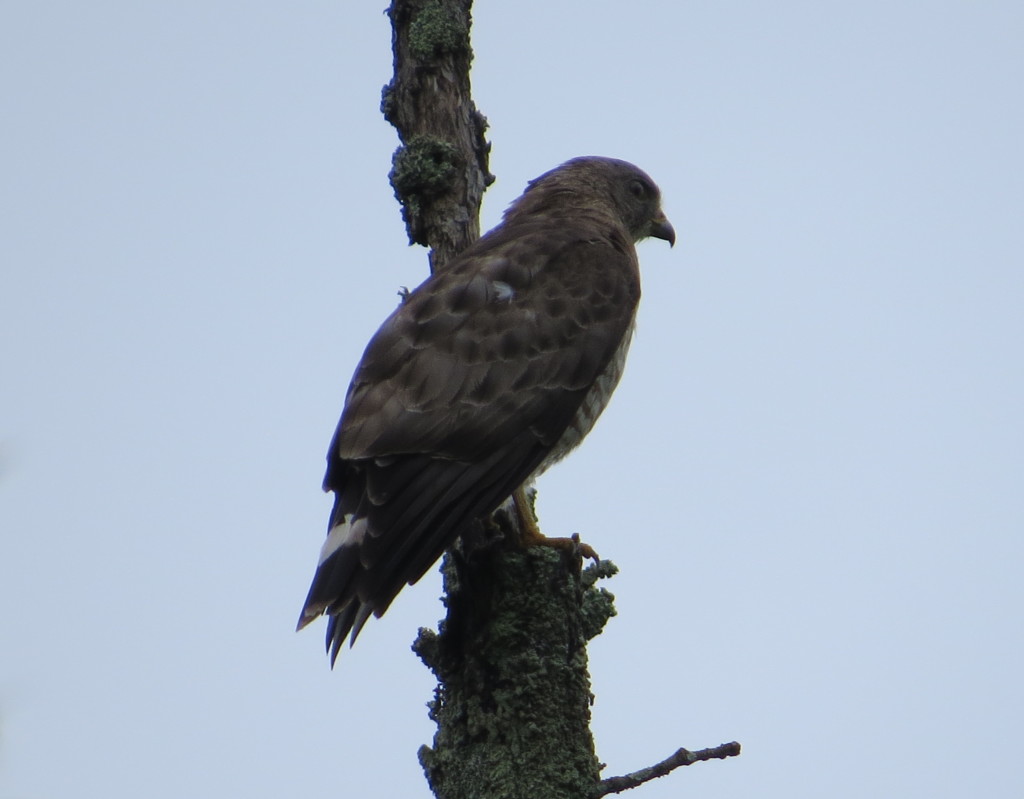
top-left (2, 2), bottom-right (1022, 797)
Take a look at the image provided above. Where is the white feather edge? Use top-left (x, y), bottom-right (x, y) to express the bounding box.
top-left (318, 514), bottom-right (368, 565)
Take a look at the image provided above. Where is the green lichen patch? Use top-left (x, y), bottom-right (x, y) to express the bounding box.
top-left (417, 543), bottom-right (615, 798)
top-left (390, 135), bottom-right (459, 200)
top-left (409, 0), bottom-right (470, 61)
top-left (389, 136), bottom-right (460, 243)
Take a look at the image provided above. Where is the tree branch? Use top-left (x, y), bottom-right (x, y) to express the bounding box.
top-left (379, 3), bottom-right (741, 797)
top-left (382, 0), bottom-right (493, 271)
top-left (592, 742), bottom-right (743, 798)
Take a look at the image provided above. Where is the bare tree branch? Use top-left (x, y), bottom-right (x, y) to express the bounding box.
top-left (592, 742), bottom-right (743, 798)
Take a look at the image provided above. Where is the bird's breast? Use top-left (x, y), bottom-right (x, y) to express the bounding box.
top-left (534, 316), bottom-right (636, 477)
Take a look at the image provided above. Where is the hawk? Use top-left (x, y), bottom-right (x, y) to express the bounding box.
top-left (298, 156), bottom-right (674, 664)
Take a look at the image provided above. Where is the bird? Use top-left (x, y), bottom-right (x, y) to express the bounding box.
top-left (297, 156), bottom-right (675, 664)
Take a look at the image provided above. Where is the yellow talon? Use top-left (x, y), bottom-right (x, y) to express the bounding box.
top-left (512, 486), bottom-right (600, 562)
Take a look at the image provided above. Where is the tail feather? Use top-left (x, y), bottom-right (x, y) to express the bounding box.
top-left (324, 602), bottom-right (373, 667)
top-left (297, 441), bottom-right (549, 666)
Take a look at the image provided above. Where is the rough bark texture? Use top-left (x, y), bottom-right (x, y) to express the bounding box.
top-left (382, 0), bottom-right (493, 273)
top-left (413, 509), bottom-right (619, 799)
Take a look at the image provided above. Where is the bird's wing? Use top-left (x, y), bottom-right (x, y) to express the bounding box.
top-left (302, 225), bottom-right (641, 659)
top-left (333, 224), bottom-right (641, 464)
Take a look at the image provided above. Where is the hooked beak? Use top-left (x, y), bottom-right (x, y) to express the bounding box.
top-left (649, 210), bottom-right (676, 247)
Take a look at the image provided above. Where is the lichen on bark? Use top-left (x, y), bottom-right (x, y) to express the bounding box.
top-left (408, 0), bottom-right (470, 60)
top-left (388, 135), bottom-right (461, 249)
top-left (382, 0), bottom-right (492, 271)
top-left (413, 522), bottom-right (619, 799)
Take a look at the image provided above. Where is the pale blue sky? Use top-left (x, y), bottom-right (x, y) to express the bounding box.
top-left (2, 2), bottom-right (1022, 797)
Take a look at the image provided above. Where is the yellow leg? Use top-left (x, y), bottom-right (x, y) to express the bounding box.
top-left (512, 486), bottom-right (600, 562)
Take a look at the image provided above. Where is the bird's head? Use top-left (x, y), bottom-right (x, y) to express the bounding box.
top-left (514, 156), bottom-right (675, 247)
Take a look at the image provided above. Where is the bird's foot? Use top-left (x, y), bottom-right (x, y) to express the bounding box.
top-left (512, 486), bottom-right (600, 562)
top-left (529, 531), bottom-right (600, 562)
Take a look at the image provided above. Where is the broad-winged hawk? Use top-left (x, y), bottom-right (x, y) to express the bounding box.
top-left (297, 156), bottom-right (674, 664)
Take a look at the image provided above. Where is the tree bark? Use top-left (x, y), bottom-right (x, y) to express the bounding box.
top-left (413, 510), bottom-right (618, 799)
top-left (382, 0), bottom-right (492, 273)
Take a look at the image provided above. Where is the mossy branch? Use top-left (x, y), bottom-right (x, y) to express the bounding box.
top-left (382, 0), bottom-right (492, 272)
top-left (413, 529), bottom-right (617, 799)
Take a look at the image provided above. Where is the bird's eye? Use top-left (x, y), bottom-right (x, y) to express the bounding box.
top-left (628, 179), bottom-right (648, 199)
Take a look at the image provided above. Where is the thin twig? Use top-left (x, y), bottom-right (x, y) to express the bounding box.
top-left (592, 741), bottom-right (742, 798)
